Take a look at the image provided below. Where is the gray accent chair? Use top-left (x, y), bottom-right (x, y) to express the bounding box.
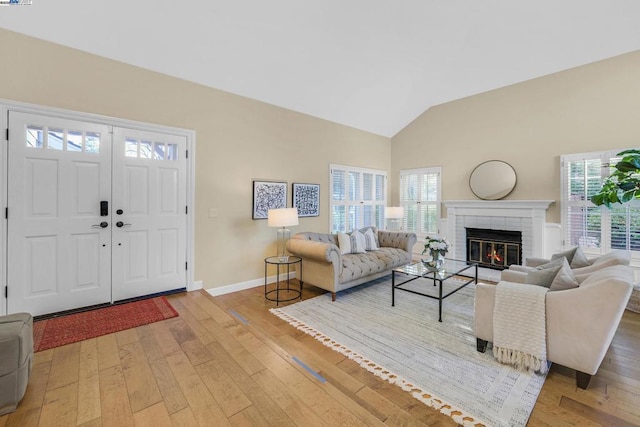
top-left (287, 227), bottom-right (417, 300)
top-left (0, 312), bottom-right (33, 415)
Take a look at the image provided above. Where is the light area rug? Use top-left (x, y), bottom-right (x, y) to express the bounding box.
top-left (271, 276), bottom-right (547, 427)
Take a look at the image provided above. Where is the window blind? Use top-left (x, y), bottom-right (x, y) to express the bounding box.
top-left (561, 150), bottom-right (640, 255)
top-left (400, 167), bottom-right (441, 236)
top-left (330, 164), bottom-right (387, 233)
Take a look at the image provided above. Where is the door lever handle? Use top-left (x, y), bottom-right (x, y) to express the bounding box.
top-left (92, 222), bottom-right (109, 229)
top-left (116, 221), bottom-right (132, 228)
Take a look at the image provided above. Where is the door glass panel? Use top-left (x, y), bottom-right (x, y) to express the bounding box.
top-left (140, 141), bottom-right (152, 159)
top-left (67, 130), bottom-right (83, 152)
top-left (86, 132), bottom-right (100, 154)
top-left (47, 128), bottom-right (64, 150)
top-left (166, 144), bottom-right (178, 161)
top-left (125, 138), bottom-right (138, 157)
top-left (154, 142), bottom-right (165, 160)
top-left (26, 125), bottom-right (44, 148)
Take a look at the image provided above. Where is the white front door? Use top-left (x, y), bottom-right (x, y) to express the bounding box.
top-left (6, 113), bottom-right (188, 316)
top-left (7, 112), bottom-right (112, 315)
top-left (111, 128), bottom-right (187, 301)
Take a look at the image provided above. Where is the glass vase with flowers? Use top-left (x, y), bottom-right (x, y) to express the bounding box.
top-left (422, 235), bottom-right (450, 269)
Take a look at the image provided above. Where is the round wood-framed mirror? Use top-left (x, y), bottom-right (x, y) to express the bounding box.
top-left (469, 160), bottom-right (517, 200)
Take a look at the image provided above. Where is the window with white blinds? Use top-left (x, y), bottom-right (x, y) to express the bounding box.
top-left (400, 167), bottom-right (441, 236)
top-left (561, 151), bottom-right (640, 255)
top-left (330, 164), bottom-right (387, 233)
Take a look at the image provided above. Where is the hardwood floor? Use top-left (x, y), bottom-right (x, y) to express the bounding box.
top-left (2, 282), bottom-right (639, 426)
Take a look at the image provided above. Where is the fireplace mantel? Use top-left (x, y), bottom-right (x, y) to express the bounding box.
top-left (443, 200), bottom-right (555, 262)
top-left (443, 200), bottom-right (554, 214)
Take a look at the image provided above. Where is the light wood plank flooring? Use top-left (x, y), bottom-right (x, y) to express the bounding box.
top-left (1, 282), bottom-right (639, 426)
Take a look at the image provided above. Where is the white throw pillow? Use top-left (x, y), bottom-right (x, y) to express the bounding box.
top-left (350, 230), bottom-right (367, 253)
top-left (337, 231), bottom-right (366, 254)
top-left (363, 228), bottom-right (379, 251)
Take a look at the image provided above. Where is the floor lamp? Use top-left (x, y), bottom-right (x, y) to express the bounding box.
top-left (268, 208), bottom-right (299, 261)
top-left (385, 206), bottom-right (404, 231)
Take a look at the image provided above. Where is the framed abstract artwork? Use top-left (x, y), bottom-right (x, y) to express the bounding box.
top-left (252, 180), bottom-right (287, 219)
top-left (292, 183), bottom-right (320, 217)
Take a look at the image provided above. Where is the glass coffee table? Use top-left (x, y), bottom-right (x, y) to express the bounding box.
top-left (392, 259), bottom-right (478, 322)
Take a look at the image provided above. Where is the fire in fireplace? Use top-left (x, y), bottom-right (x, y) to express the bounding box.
top-left (466, 228), bottom-right (522, 270)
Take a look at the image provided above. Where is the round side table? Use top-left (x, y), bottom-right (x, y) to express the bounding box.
top-left (264, 256), bottom-right (303, 306)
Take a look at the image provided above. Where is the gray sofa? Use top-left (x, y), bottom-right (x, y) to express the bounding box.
top-left (0, 312), bottom-right (33, 415)
top-left (286, 227), bottom-right (417, 300)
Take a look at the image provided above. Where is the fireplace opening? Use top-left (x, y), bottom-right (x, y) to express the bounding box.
top-left (466, 228), bottom-right (522, 270)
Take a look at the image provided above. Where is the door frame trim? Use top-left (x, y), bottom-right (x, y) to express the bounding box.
top-left (1, 99), bottom-right (197, 315)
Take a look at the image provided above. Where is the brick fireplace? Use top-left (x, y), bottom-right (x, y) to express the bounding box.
top-left (443, 200), bottom-right (554, 266)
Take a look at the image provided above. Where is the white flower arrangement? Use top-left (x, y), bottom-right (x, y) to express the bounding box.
top-left (422, 235), bottom-right (450, 257)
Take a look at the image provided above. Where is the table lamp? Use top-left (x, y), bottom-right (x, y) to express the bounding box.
top-left (385, 206), bottom-right (404, 231)
top-left (268, 208), bottom-right (299, 261)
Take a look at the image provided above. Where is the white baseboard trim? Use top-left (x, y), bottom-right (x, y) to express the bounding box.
top-left (188, 280), bottom-right (203, 292)
top-left (206, 271), bottom-right (297, 297)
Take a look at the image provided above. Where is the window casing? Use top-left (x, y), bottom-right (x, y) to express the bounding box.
top-left (561, 150), bottom-right (640, 257)
top-left (400, 167), bottom-right (442, 237)
top-left (330, 164), bottom-right (387, 233)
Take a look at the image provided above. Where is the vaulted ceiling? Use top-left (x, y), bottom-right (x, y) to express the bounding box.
top-left (1, 1), bottom-right (639, 137)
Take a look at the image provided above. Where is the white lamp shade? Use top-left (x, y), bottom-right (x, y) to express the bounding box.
top-left (385, 206), bottom-right (404, 219)
top-left (268, 208), bottom-right (299, 227)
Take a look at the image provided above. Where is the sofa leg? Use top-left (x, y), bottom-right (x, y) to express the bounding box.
top-left (476, 338), bottom-right (488, 353)
top-left (331, 292), bottom-right (336, 302)
top-left (576, 371), bottom-right (592, 389)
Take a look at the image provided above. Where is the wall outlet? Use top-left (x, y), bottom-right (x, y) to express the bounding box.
top-left (208, 208), bottom-right (218, 218)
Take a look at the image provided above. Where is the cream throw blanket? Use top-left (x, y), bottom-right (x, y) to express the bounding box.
top-left (493, 282), bottom-right (549, 374)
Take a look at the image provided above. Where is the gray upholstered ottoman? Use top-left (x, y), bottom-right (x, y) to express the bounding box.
top-left (0, 313), bottom-right (33, 416)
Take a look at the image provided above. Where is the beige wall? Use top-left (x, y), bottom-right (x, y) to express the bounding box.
top-left (391, 50), bottom-right (640, 224)
top-left (2, 27), bottom-right (638, 290)
top-left (0, 29), bottom-right (390, 290)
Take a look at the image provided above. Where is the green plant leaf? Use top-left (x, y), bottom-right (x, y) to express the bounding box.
top-left (617, 149), bottom-right (640, 156)
top-left (620, 191), bottom-right (635, 203)
top-left (618, 180), bottom-right (639, 191)
top-left (615, 161), bottom-right (639, 172)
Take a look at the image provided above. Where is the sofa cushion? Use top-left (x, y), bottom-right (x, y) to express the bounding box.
top-left (551, 247), bottom-right (578, 265)
top-left (363, 228), bottom-right (379, 251)
top-left (549, 259), bottom-right (580, 291)
top-left (534, 257), bottom-right (566, 270)
top-left (526, 265), bottom-right (562, 287)
top-left (358, 226), bottom-right (380, 247)
top-left (337, 232), bottom-right (365, 254)
top-left (339, 247), bottom-right (409, 283)
top-left (569, 247), bottom-right (591, 268)
top-left (526, 258), bottom-right (579, 291)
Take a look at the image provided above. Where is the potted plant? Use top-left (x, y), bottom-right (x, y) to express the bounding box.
top-left (590, 149), bottom-right (640, 207)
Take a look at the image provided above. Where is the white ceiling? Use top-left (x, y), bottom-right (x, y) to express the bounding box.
top-left (1, 1), bottom-right (639, 137)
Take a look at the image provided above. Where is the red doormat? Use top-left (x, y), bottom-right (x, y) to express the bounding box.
top-left (33, 297), bottom-right (179, 352)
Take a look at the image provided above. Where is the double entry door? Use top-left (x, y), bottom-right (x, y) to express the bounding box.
top-left (7, 111), bottom-right (188, 316)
